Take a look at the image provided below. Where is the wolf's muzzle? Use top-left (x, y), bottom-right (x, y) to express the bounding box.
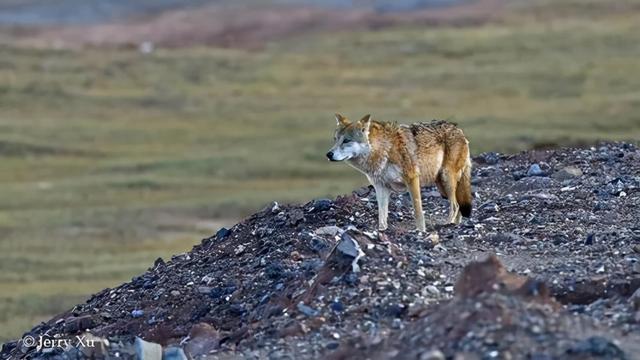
top-left (326, 151), bottom-right (336, 161)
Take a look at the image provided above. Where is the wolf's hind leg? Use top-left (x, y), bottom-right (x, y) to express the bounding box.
top-left (435, 175), bottom-right (448, 199)
top-left (454, 207), bottom-right (462, 224)
top-left (374, 184), bottom-right (391, 231)
top-left (407, 176), bottom-right (426, 231)
top-left (440, 169), bottom-right (460, 224)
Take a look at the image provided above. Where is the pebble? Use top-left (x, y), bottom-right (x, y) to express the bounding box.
top-left (234, 244), bottom-right (246, 255)
top-left (315, 226), bottom-right (341, 237)
top-left (290, 251), bottom-right (302, 261)
top-left (419, 350), bottom-right (445, 360)
top-left (297, 302), bottom-right (319, 317)
top-left (527, 164), bottom-right (546, 177)
top-left (552, 166), bottom-right (583, 180)
top-left (425, 285), bottom-right (440, 295)
top-left (134, 337), bottom-right (162, 360)
top-left (163, 347), bottom-right (188, 360)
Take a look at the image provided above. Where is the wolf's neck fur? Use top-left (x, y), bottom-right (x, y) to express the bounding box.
top-left (347, 121), bottom-right (396, 179)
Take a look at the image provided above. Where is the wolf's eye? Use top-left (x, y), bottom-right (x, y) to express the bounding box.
top-left (342, 139), bottom-right (352, 144)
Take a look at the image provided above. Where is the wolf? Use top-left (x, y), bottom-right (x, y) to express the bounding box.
top-left (326, 114), bottom-right (472, 232)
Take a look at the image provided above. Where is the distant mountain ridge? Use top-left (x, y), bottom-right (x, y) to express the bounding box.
top-left (0, 0), bottom-right (470, 26)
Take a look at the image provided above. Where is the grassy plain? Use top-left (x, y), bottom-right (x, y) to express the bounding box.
top-left (1, 0), bottom-right (640, 341)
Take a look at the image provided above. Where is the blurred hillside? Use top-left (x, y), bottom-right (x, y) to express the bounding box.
top-left (0, 0), bottom-right (472, 26)
top-left (1, 0), bottom-right (639, 343)
top-left (0, 0), bottom-right (498, 48)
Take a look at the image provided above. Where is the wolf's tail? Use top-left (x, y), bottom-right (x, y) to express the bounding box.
top-left (456, 155), bottom-right (472, 218)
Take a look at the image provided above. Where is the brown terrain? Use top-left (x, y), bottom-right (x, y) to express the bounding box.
top-left (2, 0), bottom-right (505, 49)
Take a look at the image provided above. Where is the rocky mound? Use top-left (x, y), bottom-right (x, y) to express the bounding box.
top-left (2, 142), bottom-right (640, 359)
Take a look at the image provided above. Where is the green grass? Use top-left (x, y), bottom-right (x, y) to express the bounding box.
top-left (1, 0), bottom-right (640, 342)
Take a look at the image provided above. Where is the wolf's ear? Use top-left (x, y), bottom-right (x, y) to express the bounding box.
top-left (359, 114), bottom-right (372, 133)
top-left (335, 113), bottom-right (350, 127)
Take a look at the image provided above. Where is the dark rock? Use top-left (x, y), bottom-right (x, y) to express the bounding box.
top-left (585, 233), bottom-right (595, 245)
top-left (215, 227), bottom-right (232, 241)
top-left (529, 354), bottom-right (553, 360)
top-left (265, 262), bottom-right (285, 280)
top-left (478, 152), bottom-right (500, 165)
top-left (337, 232), bottom-right (362, 259)
top-left (229, 303), bottom-right (246, 316)
top-left (326, 342), bottom-right (340, 350)
top-left (209, 284), bottom-right (236, 299)
top-left (300, 258), bottom-right (323, 275)
top-left (63, 315), bottom-right (94, 333)
top-left (304, 233), bottom-right (331, 254)
top-left (343, 272), bottom-right (359, 286)
top-left (567, 336), bottom-right (625, 358)
top-left (309, 198), bottom-right (332, 212)
top-left (330, 300), bottom-right (344, 312)
top-left (384, 303), bottom-right (407, 318)
top-left (1, 341), bottom-right (17, 355)
top-left (552, 234), bottom-right (568, 245)
top-left (512, 170), bottom-right (527, 181)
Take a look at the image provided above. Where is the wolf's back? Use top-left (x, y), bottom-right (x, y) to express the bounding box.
top-left (408, 120), bottom-right (459, 139)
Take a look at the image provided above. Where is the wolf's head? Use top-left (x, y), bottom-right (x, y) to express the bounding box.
top-left (326, 114), bottom-right (372, 161)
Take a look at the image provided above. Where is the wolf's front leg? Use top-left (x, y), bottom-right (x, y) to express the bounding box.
top-left (407, 176), bottom-right (426, 231)
top-left (374, 184), bottom-right (390, 231)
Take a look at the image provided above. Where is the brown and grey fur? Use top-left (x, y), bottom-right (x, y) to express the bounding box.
top-left (327, 114), bottom-right (472, 231)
